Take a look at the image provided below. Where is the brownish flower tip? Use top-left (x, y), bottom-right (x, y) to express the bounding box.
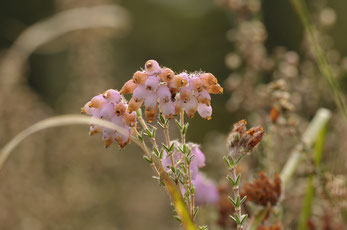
top-left (128, 98), bottom-right (143, 112)
top-left (81, 107), bottom-right (86, 114)
top-left (145, 105), bottom-right (158, 122)
top-left (132, 71), bottom-right (148, 85)
top-left (200, 73), bottom-right (218, 87)
top-left (269, 107), bottom-right (280, 123)
top-left (198, 97), bottom-right (211, 106)
top-left (120, 79), bottom-right (138, 94)
top-left (247, 126), bottom-right (265, 149)
top-left (124, 111), bottom-right (136, 127)
top-left (175, 75), bottom-right (188, 87)
top-left (145, 60), bottom-right (153, 69)
top-left (207, 83), bottom-right (223, 94)
top-left (181, 89), bottom-right (191, 103)
top-left (89, 127), bottom-right (102, 136)
top-left (114, 102), bottom-right (126, 116)
top-left (242, 171), bottom-right (281, 207)
top-left (104, 137), bottom-right (114, 148)
top-left (159, 67), bottom-right (174, 83)
top-left (90, 97), bottom-right (105, 109)
top-left (233, 119), bottom-right (247, 134)
top-left (115, 136), bottom-right (130, 149)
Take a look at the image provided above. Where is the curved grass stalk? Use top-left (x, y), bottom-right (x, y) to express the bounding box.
top-left (0, 115), bottom-right (129, 171)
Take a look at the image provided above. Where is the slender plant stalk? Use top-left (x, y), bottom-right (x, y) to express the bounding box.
top-left (290, 0), bottom-right (347, 118)
top-left (231, 162), bottom-right (243, 230)
top-left (162, 119), bottom-right (184, 198)
top-left (298, 116), bottom-right (329, 230)
top-left (137, 114), bottom-right (158, 149)
top-left (180, 111), bottom-right (195, 218)
top-left (132, 126), bottom-right (160, 176)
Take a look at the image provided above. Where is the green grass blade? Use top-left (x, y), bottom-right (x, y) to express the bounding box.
top-left (290, 0), bottom-right (347, 118)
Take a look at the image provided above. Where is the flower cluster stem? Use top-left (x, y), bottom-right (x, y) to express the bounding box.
top-left (230, 163), bottom-right (243, 230)
top-left (180, 111), bottom-right (195, 219)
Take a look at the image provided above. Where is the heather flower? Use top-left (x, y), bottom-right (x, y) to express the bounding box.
top-left (193, 172), bottom-right (219, 206)
top-left (120, 59), bottom-right (223, 122)
top-left (81, 89), bottom-right (134, 148)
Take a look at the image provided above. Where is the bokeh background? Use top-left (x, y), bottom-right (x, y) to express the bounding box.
top-left (0, 0), bottom-right (346, 229)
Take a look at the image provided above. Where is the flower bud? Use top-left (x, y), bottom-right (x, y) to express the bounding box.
top-left (169, 75), bottom-right (188, 93)
top-left (81, 101), bottom-right (98, 116)
top-left (128, 97), bottom-right (143, 112)
top-left (115, 128), bottom-right (131, 149)
top-left (197, 89), bottom-right (211, 105)
top-left (206, 83), bottom-right (223, 94)
top-left (132, 71), bottom-right (148, 85)
top-left (102, 129), bottom-right (115, 148)
top-left (124, 111), bottom-right (136, 127)
top-left (197, 103), bottom-right (212, 120)
top-left (145, 104), bottom-right (158, 122)
top-left (144, 91), bottom-right (158, 109)
top-left (200, 73), bottom-right (218, 87)
top-left (184, 96), bottom-right (198, 118)
top-left (145, 76), bottom-right (160, 91)
top-left (99, 102), bottom-right (115, 120)
top-left (89, 124), bottom-right (102, 136)
top-left (158, 85), bottom-right (171, 103)
top-left (159, 100), bottom-right (175, 119)
top-left (145, 59), bottom-right (161, 75)
top-left (114, 102), bottom-right (126, 116)
top-left (90, 95), bottom-right (106, 109)
top-left (120, 79), bottom-right (138, 94)
top-left (133, 84), bottom-right (147, 101)
top-left (159, 67), bottom-right (175, 83)
top-left (174, 99), bottom-right (183, 115)
top-left (103, 89), bottom-right (121, 104)
top-left (180, 86), bottom-right (192, 103)
top-left (190, 76), bottom-right (203, 92)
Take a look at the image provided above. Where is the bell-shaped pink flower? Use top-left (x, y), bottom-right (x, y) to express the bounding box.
top-left (197, 103), bottom-right (212, 120)
top-left (103, 89), bottom-right (121, 104)
top-left (144, 91), bottom-right (158, 109)
top-left (159, 100), bottom-right (175, 119)
top-left (183, 96), bottom-right (198, 118)
top-left (158, 85), bottom-right (171, 103)
top-left (145, 76), bottom-right (160, 91)
top-left (145, 60), bottom-right (161, 75)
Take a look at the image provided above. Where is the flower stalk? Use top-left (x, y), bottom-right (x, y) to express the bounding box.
top-left (224, 120), bottom-right (265, 229)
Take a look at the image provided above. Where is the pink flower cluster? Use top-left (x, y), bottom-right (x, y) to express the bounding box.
top-left (120, 60), bottom-right (223, 122)
top-left (163, 142), bottom-right (219, 206)
top-left (81, 89), bottom-right (135, 148)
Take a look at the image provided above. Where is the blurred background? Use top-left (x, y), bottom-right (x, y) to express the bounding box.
top-left (0, 0), bottom-right (346, 229)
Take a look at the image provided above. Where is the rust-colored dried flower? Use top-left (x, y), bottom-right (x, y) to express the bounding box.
top-left (242, 171), bottom-right (281, 206)
top-left (227, 120), bottom-right (265, 153)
